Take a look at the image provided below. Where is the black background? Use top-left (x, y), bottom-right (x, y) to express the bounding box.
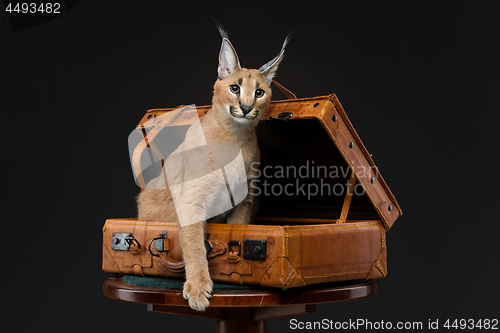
top-left (2, 1), bottom-right (499, 332)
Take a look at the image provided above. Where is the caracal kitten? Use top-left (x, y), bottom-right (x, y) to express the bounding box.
top-left (137, 26), bottom-right (289, 311)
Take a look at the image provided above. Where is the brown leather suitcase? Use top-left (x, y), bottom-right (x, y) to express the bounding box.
top-left (102, 93), bottom-right (401, 288)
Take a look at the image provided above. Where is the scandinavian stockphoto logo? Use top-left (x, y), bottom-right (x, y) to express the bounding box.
top-left (128, 105), bottom-right (248, 227)
top-left (248, 161), bottom-right (378, 200)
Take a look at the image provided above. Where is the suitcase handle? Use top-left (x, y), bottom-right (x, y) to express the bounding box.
top-left (157, 253), bottom-right (186, 274)
top-left (153, 234), bottom-right (228, 274)
top-left (148, 232), bottom-right (186, 273)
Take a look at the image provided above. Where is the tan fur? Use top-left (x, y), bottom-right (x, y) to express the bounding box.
top-left (137, 34), bottom-right (285, 311)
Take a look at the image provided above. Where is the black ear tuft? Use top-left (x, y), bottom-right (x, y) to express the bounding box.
top-left (258, 32), bottom-right (292, 85)
top-left (258, 32), bottom-right (292, 74)
top-left (210, 16), bottom-right (230, 40)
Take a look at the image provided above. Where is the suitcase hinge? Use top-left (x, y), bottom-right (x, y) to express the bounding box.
top-left (269, 112), bottom-right (293, 121)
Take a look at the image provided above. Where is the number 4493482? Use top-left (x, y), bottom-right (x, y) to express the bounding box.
top-left (5, 3), bottom-right (61, 14)
top-left (444, 319), bottom-right (498, 330)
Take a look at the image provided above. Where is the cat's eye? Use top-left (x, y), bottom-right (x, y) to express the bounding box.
top-left (230, 85), bottom-right (240, 94)
top-left (255, 89), bottom-right (265, 98)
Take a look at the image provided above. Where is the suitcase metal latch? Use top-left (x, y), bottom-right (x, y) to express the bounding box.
top-left (243, 239), bottom-right (267, 261)
top-left (112, 233), bottom-right (141, 251)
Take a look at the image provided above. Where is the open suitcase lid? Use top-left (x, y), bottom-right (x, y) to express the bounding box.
top-left (134, 94), bottom-right (402, 230)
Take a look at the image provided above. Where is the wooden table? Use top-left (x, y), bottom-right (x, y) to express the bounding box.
top-left (104, 276), bottom-right (378, 333)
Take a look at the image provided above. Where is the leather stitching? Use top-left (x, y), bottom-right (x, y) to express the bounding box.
top-left (305, 271), bottom-right (370, 279)
top-left (320, 113), bottom-right (394, 229)
top-left (376, 262), bottom-right (387, 277)
top-left (219, 260), bottom-right (252, 276)
top-left (260, 256), bottom-right (306, 287)
top-left (367, 246), bottom-right (387, 279)
top-left (286, 223), bottom-right (382, 232)
top-left (106, 221), bottom-right (283, 231)
top-left (261, 257), bottom-right (282, 286)
top-left (102, 245), bottom-right (121, 273)
top-left (207, 236), bottom-right (227, 259)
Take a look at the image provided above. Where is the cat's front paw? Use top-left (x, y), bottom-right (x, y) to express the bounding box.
top-left (183, 277), bottom-right (213, 311)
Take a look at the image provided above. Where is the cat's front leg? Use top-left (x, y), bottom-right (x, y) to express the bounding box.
top-left (226, 192), bottom-right (257, 225)
top-left (178, 221), bottom-right (213, 311)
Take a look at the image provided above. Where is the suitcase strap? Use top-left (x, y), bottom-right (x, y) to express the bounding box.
top-left (272, 79), bottom-right (297, 99)
top-left (337, 170), bottom-right (357, 224)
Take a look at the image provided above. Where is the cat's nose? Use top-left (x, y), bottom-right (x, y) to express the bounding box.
top-left (240, 104), bottom-right (252, 115)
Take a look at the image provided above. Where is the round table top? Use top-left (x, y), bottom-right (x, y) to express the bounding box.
top-left (104, 276), bottom-right (378, 307)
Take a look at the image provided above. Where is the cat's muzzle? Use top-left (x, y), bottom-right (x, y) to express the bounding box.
top-left (229, 105), bottom-right (259, 120)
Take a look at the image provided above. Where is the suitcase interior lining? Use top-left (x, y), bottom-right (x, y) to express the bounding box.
top-left (255, 118), bottom-right (380, 223)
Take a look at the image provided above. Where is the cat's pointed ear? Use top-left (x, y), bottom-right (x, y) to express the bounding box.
top-left (217, 25), bottom-right (241, 79)
top-left (259, 34), bottom-right (291, 85)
